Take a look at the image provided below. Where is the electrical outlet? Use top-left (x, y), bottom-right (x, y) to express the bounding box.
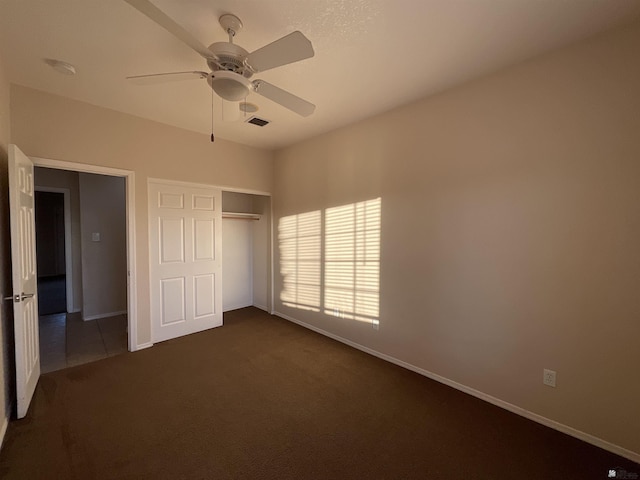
top-left (543, 369), bottom-right (557, 387)
top-left (372, 320), bottom-right (379, 330)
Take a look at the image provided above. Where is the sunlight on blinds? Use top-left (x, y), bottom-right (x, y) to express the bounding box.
top-left (278, 199), bottom-right (381, 325)
top-left (279, 210), bottom-right (321, 312)
top-left (324, 198), bottom-right (381, 325)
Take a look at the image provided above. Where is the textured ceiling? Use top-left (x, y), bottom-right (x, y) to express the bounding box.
top-left (1, 0), bottom-right (639, 150)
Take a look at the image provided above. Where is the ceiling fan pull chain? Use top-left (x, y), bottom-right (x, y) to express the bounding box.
top-left (210, 84), bottom-right (215, 142)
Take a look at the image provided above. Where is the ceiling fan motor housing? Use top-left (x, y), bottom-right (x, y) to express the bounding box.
top-left (206, 41), bottom-right (255, 101)
top-left (207, 42), bottom-right (253, 78)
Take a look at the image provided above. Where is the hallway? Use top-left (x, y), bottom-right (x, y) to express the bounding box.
top-left (39, 313), bottom-right (128, 373)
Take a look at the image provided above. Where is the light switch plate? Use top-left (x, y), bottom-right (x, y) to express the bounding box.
top-left (543, 369), bottom-right (557, 387)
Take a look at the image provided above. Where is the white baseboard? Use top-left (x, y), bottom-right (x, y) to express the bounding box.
top-left (253, 303), bottom-right (269, 312)
top-left (82, 310), bottom-right (127, 321)
top-left (274, 311), bottom-right (640, 464)
top-left (0, 414), bottom-right (8, 451)
top-left (133, 341), bottom-right (153, 352)
top-left (223, 303), bottom-right (254, 313)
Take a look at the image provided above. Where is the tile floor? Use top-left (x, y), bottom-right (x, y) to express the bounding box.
top-left (39, 312), bottom-right (128, 373)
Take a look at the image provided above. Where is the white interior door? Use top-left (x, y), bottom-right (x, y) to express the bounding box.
top-left (8, 144), bottom-right (40, 419)
top-left (149, 181), bottom-right (222, 342)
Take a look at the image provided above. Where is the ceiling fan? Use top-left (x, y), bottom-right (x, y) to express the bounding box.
top-left (123, 0), bottom-right (316, 117)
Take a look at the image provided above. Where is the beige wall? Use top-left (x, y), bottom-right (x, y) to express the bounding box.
top-left (273, 21), bottom-right (640, 457)
top-left (79, 173), bottom-right (127, 320)
top-left (0, 47), bottom-right (11, 441)
top-left (34, 167), bottom-right (83, 312)
top-left (222, 191), bottom-right (255, 213)
top-left (10, 86), bottom-right (274, 346)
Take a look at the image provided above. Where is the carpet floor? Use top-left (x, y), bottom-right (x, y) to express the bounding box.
top-left (0, 307), bottom-right (637, 479)
top-left (37, 274), bottom-right (66, 316)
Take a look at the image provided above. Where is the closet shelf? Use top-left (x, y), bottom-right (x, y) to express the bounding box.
top-left (222, 212), bottom-right (261, 220)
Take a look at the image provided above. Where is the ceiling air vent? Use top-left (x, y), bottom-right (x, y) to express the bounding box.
top-left (246, 116), bottom-right (270, 127)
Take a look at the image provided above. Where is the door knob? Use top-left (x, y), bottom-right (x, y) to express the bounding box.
top-left (2, 293), bottom-right (34, 302)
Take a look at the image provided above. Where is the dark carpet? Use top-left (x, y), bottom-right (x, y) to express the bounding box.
top-left (0, 307), bottom-right (637, 479)
top-left (37, 274), bottom-right (67, 315)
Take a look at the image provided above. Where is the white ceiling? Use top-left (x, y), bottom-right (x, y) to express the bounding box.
top-left (1, 0), bottom-right (639, 150)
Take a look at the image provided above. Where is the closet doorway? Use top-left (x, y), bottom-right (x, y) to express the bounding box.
top-left (221, 191), bottom-right (271, 313)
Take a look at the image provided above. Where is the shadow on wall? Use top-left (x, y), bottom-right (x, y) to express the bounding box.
top-left (279, 197), bottom-right (381, 328)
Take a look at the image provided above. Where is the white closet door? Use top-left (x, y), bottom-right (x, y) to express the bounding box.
top-left (149, 181), bottom-right (222, 342)
top-left (222, 218), bottom-right (253, 312)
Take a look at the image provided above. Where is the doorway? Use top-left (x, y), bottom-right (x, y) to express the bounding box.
top-left (31, 160), bottom-right (137, 372)
top-left (35, 190), bottom-right (67, 316)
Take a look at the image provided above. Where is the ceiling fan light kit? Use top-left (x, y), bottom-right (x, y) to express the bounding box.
top-left (123, 0), bottom-right (316, 117)
top-left (207, 71), bottom-right (250, 101)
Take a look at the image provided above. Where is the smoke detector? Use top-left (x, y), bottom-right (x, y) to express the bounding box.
top-left (45, 59), bottom-right (76, 75)
top-left (239, 102), bottom-right (259, 114)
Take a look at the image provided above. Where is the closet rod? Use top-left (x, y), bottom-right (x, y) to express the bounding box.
top-left (222, 212), bottom-right (261, 220)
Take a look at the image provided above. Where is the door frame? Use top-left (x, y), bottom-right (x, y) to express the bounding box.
top-left (31, 157), bottom-right (139, 351)
top-left (34, 187), bottom-right (74, 313)
top-left (220, 185), bottom-right (274, 314)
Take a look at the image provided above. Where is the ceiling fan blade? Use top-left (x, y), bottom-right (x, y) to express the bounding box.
top-left (252, 80), bottom-right (315, 117)
top-left (123, 0), bottom-right (216, 61)
top-left (126, 71), bottom-right (209, 85)
top-left (246, 31), bottom-right (314, 73)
